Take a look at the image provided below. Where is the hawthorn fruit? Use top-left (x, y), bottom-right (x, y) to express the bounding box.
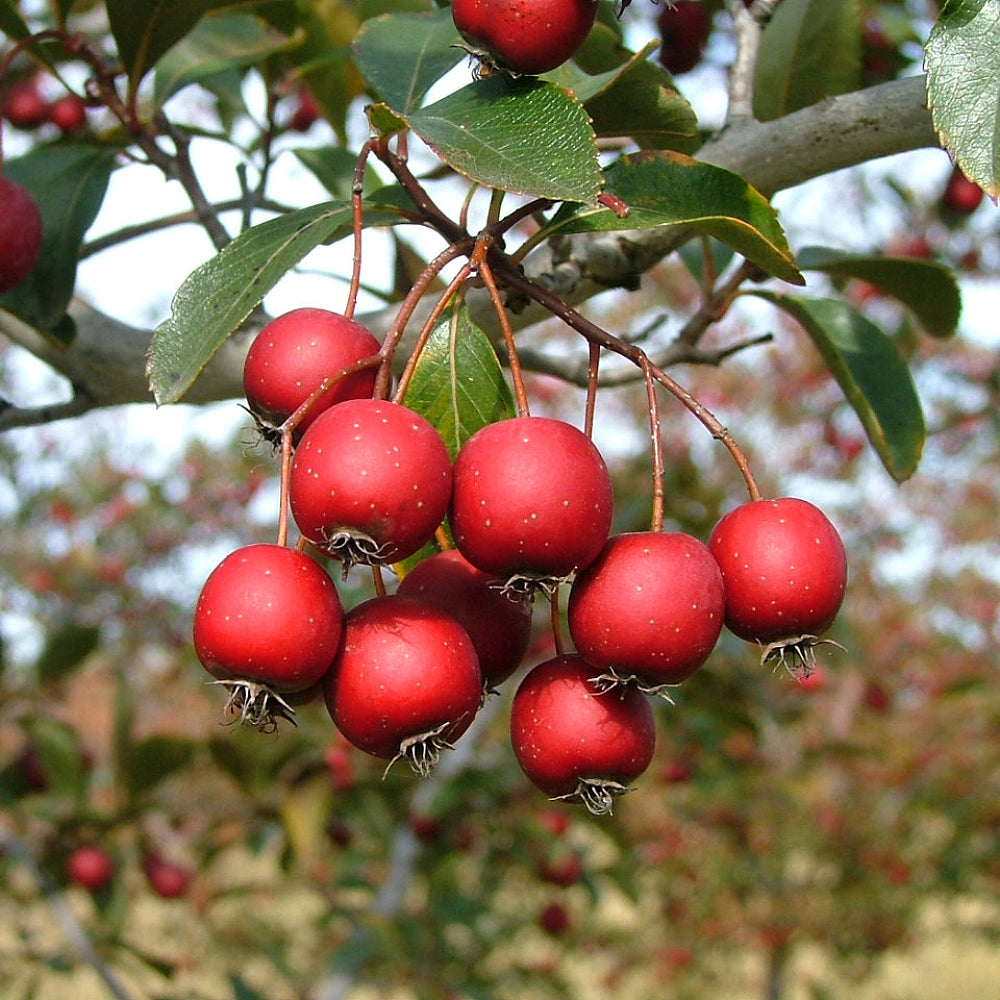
top-left (509, 654), bottom-right (656, 814)
top-left (289, 399), bottom-right (453, 567)
top-left (708, 497), bottom-right (847, 674)
top-left (657, 0), bottom-right (712, 76)
top-left (66, 845), bottom-right (115, 892)
top-left (324, 594), bottom-right (483, 774)
top-left (193, 543), bottom-right (344, 726)
top-left (568, 531), bottom-right (725, 691)
top-left (449, 416), bottom-right (613, 593)
top-left (0, 176), bottom-right (43, 294)
top-left (396, 549), bottom-right (533, 689)
top-left (242, 307), bottom-right (381, 434)
top-left (452, 0), bottom-right (600, 76)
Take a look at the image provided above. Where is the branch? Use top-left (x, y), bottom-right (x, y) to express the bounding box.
top-left (0, 77), bottom-right (942, 426)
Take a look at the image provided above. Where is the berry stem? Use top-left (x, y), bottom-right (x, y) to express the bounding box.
top-left (497, 262), bottom-right (763, 502)
top-left (549, 587), bottom-right (565, 656)
top-left (374, 238), bottom-right (476, 400)
top-left (476, 243), bottom-right (530, 417)
top-left (346, 139), bottom-right (377, 320)
top-left (641, 356), bottom-right (666, 532)
top-left (584, 342), bottom-right (600, 439)
top-left (277, 428), bottom-right (294, 547)
top-left (393, 262), bottom-right (475, 403)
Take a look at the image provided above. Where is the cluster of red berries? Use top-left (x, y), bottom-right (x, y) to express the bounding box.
top-left (1, 76), bottom-right (88, 134)
top-left (193, 307), bottom-right (848, 814)
top-left (64, 843), bottom-right (193, 898)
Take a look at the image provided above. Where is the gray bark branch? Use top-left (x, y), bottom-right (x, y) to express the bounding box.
top-left (0, 76), bottom-right (941, 430)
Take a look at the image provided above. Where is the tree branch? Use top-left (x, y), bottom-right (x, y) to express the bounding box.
top-left (0, 77), bottom-right (942, 426)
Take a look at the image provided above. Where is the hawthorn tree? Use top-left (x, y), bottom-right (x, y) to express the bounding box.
top-left (2, 1), bottom-right (999, 999)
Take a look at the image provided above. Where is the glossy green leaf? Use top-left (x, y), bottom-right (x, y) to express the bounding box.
top-left (400, 303), bottom-right (516, 459)
top-left (407, 76), bottom-right (602, 204)
top-left (753, 293), bottom-right (925, 481)
top-left (583, 56), bottom-right (700, 152)
top-left (753, 0), bottom-right (861, 121)
top-left (264, 0), bottom-right (363, 145)
top-left (0, 145), bottom-right (117, 337)
top-left (124, 735), bottom-right (196, 801)
top-left (148, 199), bottom-right (406, 404)
top-left (797, 245), bottom-right (961, 338)
top-left (0, 0), bottom-right (30, 41)
top-left (544, 31), bottom-right (655, 102)
top-left (106, 0), bottom-right (228, 92)
top-left (293, 146), bottom-right (381, 200)
top-left (153, 13), bottom-right (297, 107)
top-left (925, 0), bottom-right (1000, 198)
top-left (546, 152), bottom-right (802, 284)
top-left (352, 9), bottom-right (466, 114)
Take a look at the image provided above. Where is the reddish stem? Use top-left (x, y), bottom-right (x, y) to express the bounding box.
top-left (477, 249), bottom-right (530, 417)
top-left (497, 263), bottom-right (762, 502)
top-left (346, 139), bottom-right (377, 319)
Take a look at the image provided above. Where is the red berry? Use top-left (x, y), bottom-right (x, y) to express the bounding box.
top-left (657, 0), bottom-right (712, 76)
top-left (538, 900), bottom-right (571, 936)
top-left (396, 549), bottom-right (532, 689)
top-left (567, 531), bottom-right (725, 691)
top-left (324, 595), bottom-right (483, 774)
top-left (242, 308), bottom-right (381, 433)
top-left (47, 94), bottom-right (88, 134)
top-left (452, 0), bottom-right (600, 76)
top-left (66, 845), bottom-right (115, 892)
top-left (708, 498), bottom-right (847, 672)
top-left (0, 176), bottom-right (43, 294)
top-left (940, 165), bottom-right (984, 216)
top-left (289, 399), bottom-right (453, 567)
top-left (1, 79), bottom-right (48, 129)
top-left (509, 654), bottom-right (656, 814)
top-left (193, 544), bottom-right (344, 726)
top-left (537, 850), bottom-right (583, 887)
top-left (142, 854), bottom-right (193, 898)
top-left (450, 417), bottom-right (613, 591)
top-left (288, 87), bottom-right (320, 132)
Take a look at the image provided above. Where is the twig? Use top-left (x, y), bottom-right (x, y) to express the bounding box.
top-left (0, 828), bottom-right (137, 1000)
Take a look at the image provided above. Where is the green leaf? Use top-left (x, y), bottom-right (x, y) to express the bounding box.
top-left (797, 245), bottom-right (961, 338)
top-left (0, 0), bottom-right (30, 41)
top-left (352, 9), bottom-right (466, 114)
top-left (399, 303), bottom-right (517, 459)
top-left (152, 13), bottom-right (297, 108)
top-left (753, 0), bottom-right (861, 121)
top-left (547, 152), bottom-right (803, 285)
top-left (23, 717), bottom-right (89, 799)
top-left (263, 0), bottom-right (363, 145)
top-left (752, 293), bottom-right (925, 481)
top-left (407, 75), bottom-right (602, 204)
top-left (148, 198), bottom-right (407, 404)
top-left (34, 622), bottom-right (101, 683)
top-left (0, 144), bottom-right (117, 336)
top-left (106, 0), bottom-right (228, 93)
top-left (582, 56), bottom-right (700, 152)
top-left (925, 0), bottom-right (1000, 198)
top-left (123, 735), bottom-right (196, 801)
top-left (293, 146), bottom-right (380, 200)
